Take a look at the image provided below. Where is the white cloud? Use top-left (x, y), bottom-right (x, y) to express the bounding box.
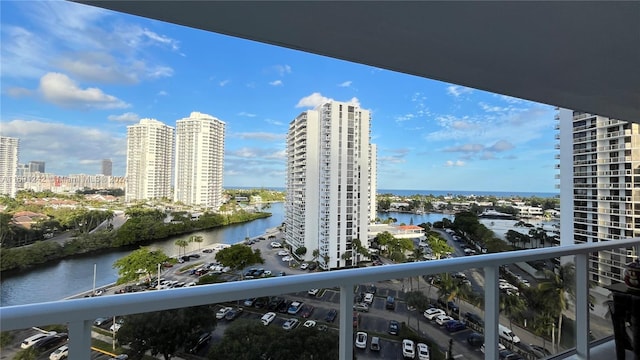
top-left (265, 119), bottom-right (284, 126)
top-left (0, 119), bottom-right (127, 176)
top-left (219, 80), bottom-right (230, 87)
top-left (273, 64), bottom-right (292, 76)
top-left (6, 87), bottom-right (32, 97)
top-left (237, 112), bottom-right (257, 117)
top-left (296, 92), bottom-right (332, 108)
top-left (269, 80), bottom-right (283, 86)
top-left (445, 160), bottom-right (465, 167)
top-left (108, 112), bottom-right (140, 122)
top-left (443, 144), bottom-right (485, 153)
top-left (446, 85), bottom-right (473, 97)
top-left (488, 140), bottom-right (515, 152)
top-left (338, 81), bottom-right (352, 87)
top-left (479, 102), bottom-right (510, 113)
top-left (347, 97), bottom-right (361, 107)
top-left (157, 90), bottom-right (168, 96)
top-left (39, 72), bottom-right (130, 109)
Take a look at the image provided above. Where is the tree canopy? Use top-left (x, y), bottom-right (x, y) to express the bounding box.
top-left (113, 247), bottom-right (171, 284)
top-left (215, 244), bottom-right (264, 276)
top-left (116, 305), bottom-right (216, 360)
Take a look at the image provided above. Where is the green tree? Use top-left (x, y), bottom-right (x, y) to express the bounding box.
top-left (113, 248), bottom-right (170, 285)
top-left (311, 248), bottom-right (320, 266)
top-left (12, 347), bottom-right (37, 360)
top-left (116, 305), bottom-right (216, 360)
top-left (537, 263), bottom-right (575, 348)
top-left (500, 292), bottom-right (527, 332)
top-left (215, 244), bottom-right (264, 278)
top-left (175, 239), bottom-right (189, 257)
top-left (189, 235), bottom-right (204, 251)
top-left (295, 246), bottom-right (307, 257)
top-left (427, 233), bottom-right (453, 259)
top-left (406, 290), bottom-right (430, 333)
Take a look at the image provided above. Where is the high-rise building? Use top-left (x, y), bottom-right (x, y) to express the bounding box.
top-left (28, 161), bottom-right (45, 173)
top-left (174, 112), bottom-right (226, 209)
top-left (560, 110), bottom-right (640, 286)
top-left (125, 119), bottom-right (175, 202)
top-left (0, 136), bottom-right (19, 197)
top-left (284, 101), bottom-right (376, 270)
top-left (101, 159), bottom-right (113, 176)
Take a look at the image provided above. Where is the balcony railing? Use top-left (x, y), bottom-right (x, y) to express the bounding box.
top-left (2, 238), bottom-right (639, 360)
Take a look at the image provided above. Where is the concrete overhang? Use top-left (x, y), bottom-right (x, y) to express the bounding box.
top-left (78, 1), bottom-right (640, 121)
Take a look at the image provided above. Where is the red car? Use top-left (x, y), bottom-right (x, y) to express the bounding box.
top-left (300, 305), bottom-right (315, 318)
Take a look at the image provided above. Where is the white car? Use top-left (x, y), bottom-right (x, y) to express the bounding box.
top-left (300, 263), bottom-right (309, 270)
top-left (402, 339), bottom-right (415, 359)
top-left (277, 250), bottom-right (289, 256)
top-left (423, 308), bottom-right (445, 320)
top-left (417, 343), bottom-right (430, 360)
top-left (435, 314), bottom-right (454, 326)
top-left (363, 293), bottom-right (374, 304)
top-left (355, 331), bottom-right (368, 349)
top-left (109, 323), bottom-right (122, 332)
top-left (282, 318), bottom-right (299, 330)
top-left (261, 312), bottom-right (276, 326)
top-left (21, 332), bottom-right (56, 349)
top-left (303, 320), bottom-right (316, 328)
top-left (281, 256), bottom-right (293, 262)
top-left (49, 345), bottom-right (69, 360)
top-left (308, 288), bottom-right (320, 296)
top-left (216, 306), bottom-right (233, 319)
top-left (270, 242), bottom-right (282, 248)
top-left (481, 343), bottom-right (506, 353)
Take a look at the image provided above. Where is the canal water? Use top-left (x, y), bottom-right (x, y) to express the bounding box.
top-left (0, 205), bottom-right (453, 307)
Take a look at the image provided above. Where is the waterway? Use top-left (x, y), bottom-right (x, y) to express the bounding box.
top-left (1, 205), bottom-right (453, 307)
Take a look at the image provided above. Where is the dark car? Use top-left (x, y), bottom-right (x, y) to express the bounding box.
top-left (300, 305), bottom-right (315, 318)
top-left (189, 254), bottom-right (201, 259)
top-left (367, 284), bottom-right (377, 294)
top-left (466, 332), bottom-right (484, 347)
top-left (277, 300), bottom-right (292, 314)
top-left (267, 297), bottom-right (283, 310)
top-left (445, 320), bottom-right (466, 332)
top-left (464, 312), bottom-right (484, 327)
top-left (324, 309), bottom-right (338, 322)
top-left (33, 333), bottom-right (68, 352)
top-left (188, 332), bottom-right (212, 354)
top-left (225, 308), bottom-right (243, 321)
top-left (202, 249), bottom-right (213, 253)
top-left (307, 262), bottom-right (317, 271)
top-left (388, 320), bottom-right (399, 335)
top-left (385, 296), bottom-right (395, 310)
top-left (254, 297), bottom-right (269, 309)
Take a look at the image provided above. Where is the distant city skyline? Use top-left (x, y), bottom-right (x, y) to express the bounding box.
top-left (0, 1), bottom-right (557, 192)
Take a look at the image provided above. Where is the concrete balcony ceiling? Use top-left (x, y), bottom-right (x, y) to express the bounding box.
top-left (77, 1), bottom-right (640, 121)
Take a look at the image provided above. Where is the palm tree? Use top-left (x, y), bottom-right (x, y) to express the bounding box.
top-left (537, 263), bottom-right (576, 348)
top-left (531, 311), bottom-right (555, 351)
top-left (500, 293), bottom-right (527, 333)
top-left (175, 239), bottom-right (189, 257)
top-left (312, 249), bottom-right (320, 267)
top-left (406, 291), bottom-right (430, 333)
top-left (189, 235), bottom-right (204, 250)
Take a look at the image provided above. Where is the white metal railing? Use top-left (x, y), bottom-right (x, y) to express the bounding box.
top-left (2, 238), bottom-right (640, 360)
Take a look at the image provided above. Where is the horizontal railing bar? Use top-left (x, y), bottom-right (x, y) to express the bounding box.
top-left (2, 237), bottom-right (639, 331)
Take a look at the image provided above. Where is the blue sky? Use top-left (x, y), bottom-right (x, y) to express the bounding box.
top-left (0, 1), bottom-right (558, 193)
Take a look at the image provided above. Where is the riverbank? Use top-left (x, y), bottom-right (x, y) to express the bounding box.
top-left (0, 211), bottom-right (272, 274)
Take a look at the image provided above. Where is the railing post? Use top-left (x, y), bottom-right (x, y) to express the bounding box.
top-left (339, 283), bottom-right (355, 360)
top-left (67, 319), bottom-right (92, 360)
top-left (484, 265), bottom-right (499, 360)
top-left (575, 253), bottom-right (590, 359)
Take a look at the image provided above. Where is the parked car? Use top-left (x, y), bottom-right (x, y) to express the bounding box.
top-left (388, 320), bottom-right (399, 335)
top-left (481, 343), bottom-right (506, 354)
top-left (287, 301), bottom-right (303, 315)
top-left (402, 339), bottom-right (415, 359)
top-left (300, 304), bottom-right (315, 318)
top-left (277, 250), bottom-right (289, 256)
top-left (466, 332), bottom-right (484, 347)
top-left (22, 332), bottom-right (56, 349)
top-left (308, 262), bottom-right (317, 271)
top-left (282, 318), bottom-right (299, 330)
top-left (49, 345), bottom-right (68, 360)
top-left (464, 312), bottom-right (484, 327)
top-left (281, 256), bottom-right (293, 262)
top-left (370, 336), bottom-right (381, 351)
top-left (33, 333), bottom-right (68, 352)
top-left (202, 248), bottom-right (213, 253)
top-left (324, 309), bottom-right (338, 322)
top-left (300, 263), bottom-right (309, 270)
top-left (363, 293), bottom-right (374, 304)
top-left (353, 303), bottom-right (369, 312)
top-left (224, 308), bottom-right (243, 320)
top-left (187, 332), bottom-right (211, 354)
top-left (261, 312), bottom-right (277, 326)
top-left (435, 314), bottom-right (454, 326)
top-left (270, 242), bottom-right (282, 248)
top-left (303, 320), bottom-right (316, 328)
top-left (445, 320), bottom-right (466, 332)
top-left (417, 342), bottom-right (430, 360)
top-left (355, 331), bottom-right (368, 349)
top-left (308, 288), bottom-right (320, 296)
top-left (94, 317), bottom-right (112, 326)
top-left (385, 296), bottom-right (396, 310)
top-left (423, 308), bottom-right (446, 320)
top-left (216, 306), bottom-right (233, 319)
top-left (244, 298), bottom-right (256, 307)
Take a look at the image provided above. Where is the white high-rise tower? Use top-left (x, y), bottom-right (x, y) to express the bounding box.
top-left (285, 101), bottom-right (376, 270)
top-left (125, 119), bottom-right (175, 202)
top-left (560, 110), bottom-right (640, 286)
top-left (0, 136), bottom-right (19, 198)
top-left (174, 112), bottom-right (226, 209)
